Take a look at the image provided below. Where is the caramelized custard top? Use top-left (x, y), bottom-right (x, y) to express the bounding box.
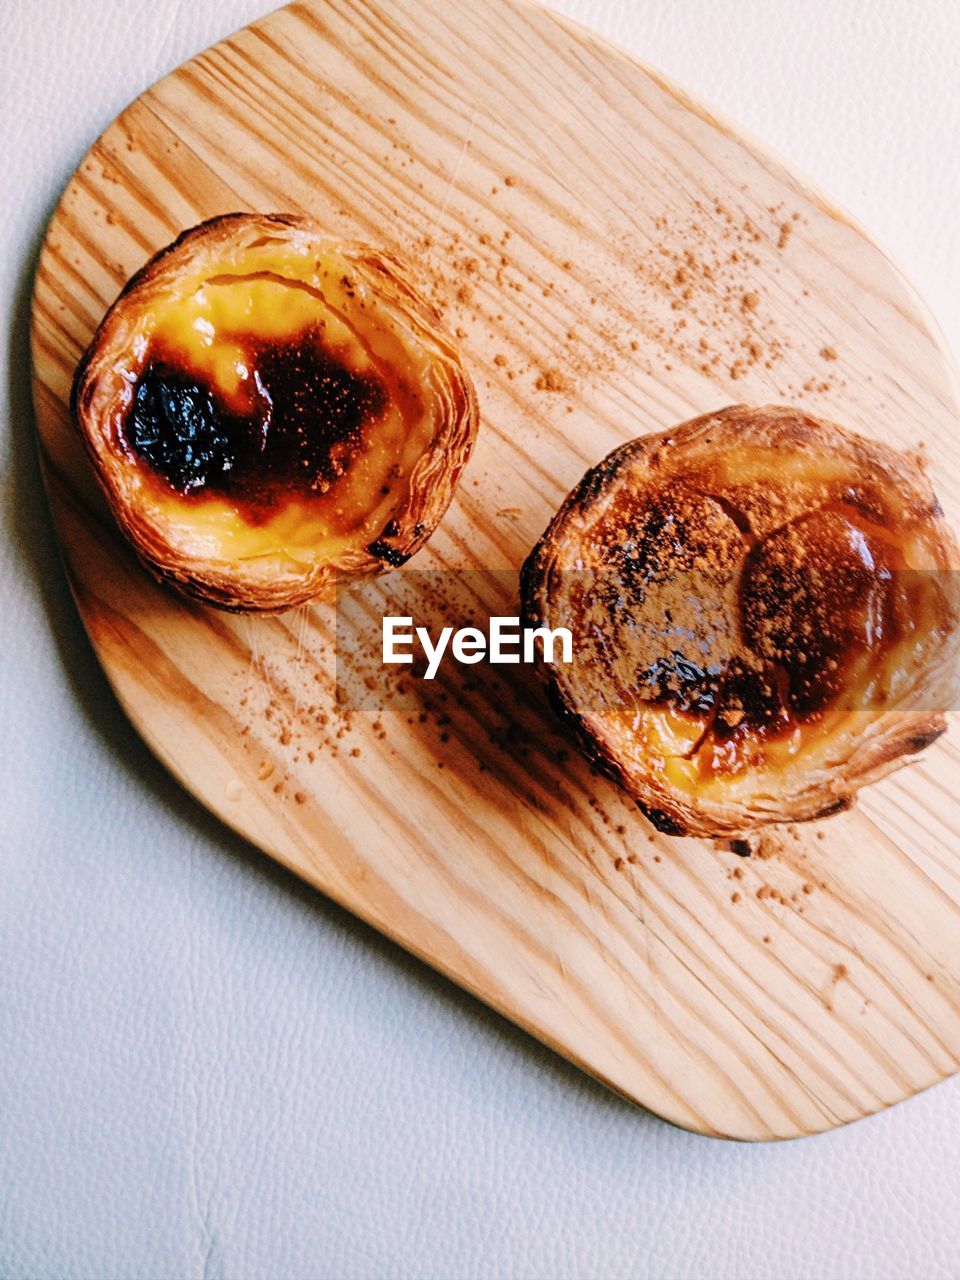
top-left (124, 329), bottom-right (393, 522)
top-left (544, 433), bottom-right (954, 785)
top-left (101, 243), bottom-right (439, 564)
top-left (583, 484), bottom-right (909, 765)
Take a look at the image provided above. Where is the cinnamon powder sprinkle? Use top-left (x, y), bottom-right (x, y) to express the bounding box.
top-left (535, 368), bottom-right (569, 393)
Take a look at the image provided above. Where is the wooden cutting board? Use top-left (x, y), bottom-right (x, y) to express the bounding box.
top-left (30, 0), bottom-right (960, 1140)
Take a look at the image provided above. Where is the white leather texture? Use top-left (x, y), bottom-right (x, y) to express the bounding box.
top-left (3, 2), bottom-right (960, 1277)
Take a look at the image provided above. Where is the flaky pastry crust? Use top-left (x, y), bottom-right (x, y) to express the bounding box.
top-left (521, 405), bottom-right (960, 837)
top-left (72, 213), bottom-right (478, 611)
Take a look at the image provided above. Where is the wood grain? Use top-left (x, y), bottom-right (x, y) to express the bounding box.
top-left (30, 0), bottom-right (960, 1140)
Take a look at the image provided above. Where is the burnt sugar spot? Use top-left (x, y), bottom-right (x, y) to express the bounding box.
top-left (130, 369), bottom-right (233, 493)
top-left (741, 507), bottom-right (898, 717)
top-left (584, 485), bottom-right (748, 717)
top-left (124, 326), bottom-right (389, 517)
top-left (710, 656), bottom-right (791, 740)
top-left (569, 480), bottom-right (908, 771)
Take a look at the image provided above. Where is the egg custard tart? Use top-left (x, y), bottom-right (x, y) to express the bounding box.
top-left (521, 405), bottom-right (960, 837)
top-left (72, 213), bottom-right (478, 611)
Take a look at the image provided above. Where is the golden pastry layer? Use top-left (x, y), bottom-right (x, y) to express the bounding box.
top-left (72, 212), bottom-right (478, 611)
top-left (521, 405), bottom-right (960, 837)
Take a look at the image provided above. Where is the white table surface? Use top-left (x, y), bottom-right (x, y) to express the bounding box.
top-left (3, 2), bottom-right (960, 1277)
